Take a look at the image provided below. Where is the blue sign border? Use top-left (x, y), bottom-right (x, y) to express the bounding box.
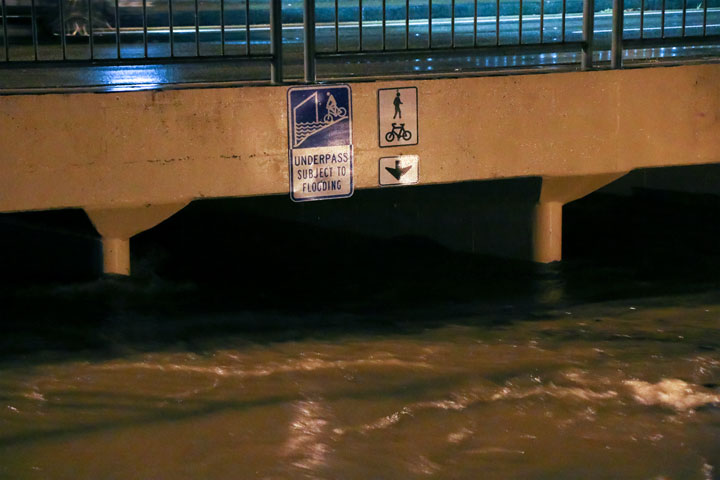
top-left (287, 84), bottom-right (353, 202)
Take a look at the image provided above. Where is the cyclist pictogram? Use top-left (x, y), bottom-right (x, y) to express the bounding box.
top-left (323, 93), bottom-right (347, 122)
top-left (385, 123), bottom-right (412, 143)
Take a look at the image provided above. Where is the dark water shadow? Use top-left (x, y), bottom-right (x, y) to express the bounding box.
top-left (2, 186), bottom-right (720, 365)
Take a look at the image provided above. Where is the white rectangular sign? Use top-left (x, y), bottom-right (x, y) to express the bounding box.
top-left (378, 87), bottom-right (418, 148)
top-left (288, 85), bottom-right (353, 202)
top-left (379, 155), bottom-right (419, 186)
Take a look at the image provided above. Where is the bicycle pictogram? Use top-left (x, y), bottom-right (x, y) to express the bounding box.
top-left (385, 123), bottom-right (412, 143)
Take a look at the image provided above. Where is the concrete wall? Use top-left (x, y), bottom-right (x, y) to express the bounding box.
top-left (1, 64), bottom-right (719, 213)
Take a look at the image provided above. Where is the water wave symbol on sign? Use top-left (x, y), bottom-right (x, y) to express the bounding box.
top-left (293, 92), bottom-right (348, 148)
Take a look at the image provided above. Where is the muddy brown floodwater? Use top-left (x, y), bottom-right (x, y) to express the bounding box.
top-left (1, 279), bottom-right (719, 479)
top-left (3, 189), bottom-right (720, 479)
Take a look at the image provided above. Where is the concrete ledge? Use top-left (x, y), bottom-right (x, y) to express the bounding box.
top-left (1, 64), bottom-right (719, 213)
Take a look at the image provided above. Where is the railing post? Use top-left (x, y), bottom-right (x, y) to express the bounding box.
top-left (270, 0), bottom-right (283, 84)
top-left (582, 0), bottom-right (594, 70)
top-left (304, 0), bottom-right (316, 83)
top-left (1, 0), bottom-right (9, 61)
top-left (612, 0), bottom-right (624, 68)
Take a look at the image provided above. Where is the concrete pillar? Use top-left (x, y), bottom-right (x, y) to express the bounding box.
top-left (533, 201), bottom-right (563, 263)
top-left (102, 237), bottom-right (131, 276)
top-left (85, 202), bottom-right (189, 276)
top-left (533, 173), bottom-right (628, 263)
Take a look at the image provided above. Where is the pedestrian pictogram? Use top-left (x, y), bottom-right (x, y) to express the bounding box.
top-left (379, 155), bottom-right (419, 186)
top-left (288, 85), bottom-right (353, 202)
top-left (393, 91), bottom-right (403, 119)
top-left (378, 87), bottom-right (418, 148)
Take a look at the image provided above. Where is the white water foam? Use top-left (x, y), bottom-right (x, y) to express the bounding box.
top-left (491, 384), bottom-right (619, 402)
top-left (359, 384), bottom-right (618, 433)
top-left (95, 356), bottom-right (433, 379)
top-left (624, 378), bottom-right (720, 411)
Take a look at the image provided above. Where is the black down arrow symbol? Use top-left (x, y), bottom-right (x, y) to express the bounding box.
top-left (385, 159), bottom-right (412, 181)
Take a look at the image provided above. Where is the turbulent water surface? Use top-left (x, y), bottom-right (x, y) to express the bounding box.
top-left (1, 273), bottom-right (720, 479)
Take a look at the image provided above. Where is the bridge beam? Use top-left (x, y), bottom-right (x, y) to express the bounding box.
top-left (85, 202), bottom-right (189, 276)
top-left (533, 173), bottom-right (627, 263)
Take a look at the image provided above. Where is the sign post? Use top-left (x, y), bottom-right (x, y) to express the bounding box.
top-left (287, 85), bottom-right (353, 202)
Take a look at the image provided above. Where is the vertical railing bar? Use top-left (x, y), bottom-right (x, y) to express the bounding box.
top-left (681, 0), bottom-right (687, 36)
top-left (115, 0), bottom-right (121, 58)
top-left (89, 0), bottom-right (95, 59)
top-left (703, 0), bottom-right (708, 35)
top-left (640, 0), bottom-right (644, 39)
top-left (519, 0), bottom-right (523, 44)
top-left (31, 0), bottom-right (39, 60)
top-left (359, 0), bottom-right (363, 51)
top-left (194, 0), bottom-right (200, 56)
top-left (143, 0), bottom-right (148, 57)
top-left (245, 0), bottom-right (251, 55)
top-left (60, 0), bottom-right (67, 60)
top-left (1, 0), bottom-right (8, 61)
top-left (451, 0), bottom-right (455, 47)
top-left (304, 0), bottom-right (316, 82)
top-left (334, 0), bottom-right (339, 51)
top-left (428, 0), bottom-right (432, 47)
top-left (495, 0), bottom-right (499, 45)
top-left (382, 0), bottom-right (386, 50)
top-left (405, 0), bottom-right (409, 48)
top-left (581, 0), bottom-right (593, 69)
top-left (169, 0), bottom-right (175, 56)
top-left (270, 0), bottom-right (282, 83)
top-left (473, 0), bottom-right (477, 46)
top-left (661, 0), bottom-right (665, 38)
top-left (540, 0), bottom-right (544, 43)
top-left (220, 0), bottom-right (225, 55)
top-left (611, 0), bottom-right (623, 68)
top-left (562, 0), bottom-right (566, 42)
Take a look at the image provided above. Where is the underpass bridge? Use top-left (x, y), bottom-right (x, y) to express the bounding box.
top-left (1, 0), bottom-right (719, 273)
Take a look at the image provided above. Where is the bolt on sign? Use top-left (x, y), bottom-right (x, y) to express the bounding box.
top-left (378, 87), bottom-right (418, 148)
top-left (287, 85), bottom-right (354, 202)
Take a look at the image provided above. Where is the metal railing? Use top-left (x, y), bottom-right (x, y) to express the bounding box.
top-left (305, 0), bottom-right (592, 81)
top-left (613, 0), bottom-right (720, 68)
top-left (304, 0), bottom-right (720, 79)
top-left (0, 0), bottom-right (282, 89)
top-left (1, 0), bottom-right (719, 90)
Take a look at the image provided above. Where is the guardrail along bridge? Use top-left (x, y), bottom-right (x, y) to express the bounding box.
top-left (1, 0), bottom-right (719, 274)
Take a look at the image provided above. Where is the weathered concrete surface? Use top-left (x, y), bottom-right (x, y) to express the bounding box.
top-left (86, 202), bottom-right (188, 274)
top-left (1, 64), bottom-right (718, 213)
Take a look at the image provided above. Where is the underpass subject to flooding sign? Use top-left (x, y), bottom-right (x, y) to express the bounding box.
top-left (378, 87), bottom-right (418, 148)
top-left (287, 85), bottom-right (353, 202)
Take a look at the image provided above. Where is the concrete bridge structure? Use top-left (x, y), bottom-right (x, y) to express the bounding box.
top-left (1, 63), bottom-right (719, 274)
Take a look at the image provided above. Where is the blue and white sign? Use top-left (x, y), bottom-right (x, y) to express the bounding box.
top-left (287, 85), bottom-right (353, 202)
